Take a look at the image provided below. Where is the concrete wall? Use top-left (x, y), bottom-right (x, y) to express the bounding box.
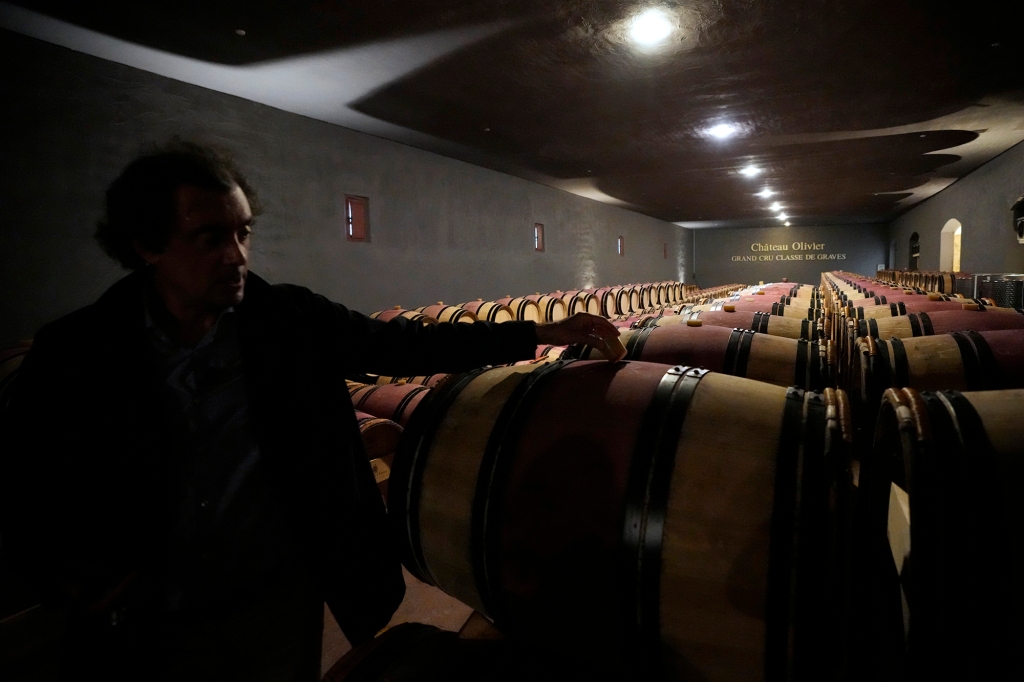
top-left (693, 224), bottom-right (888, 287)
top-left (0, 30), bottom-right (682, 347)
top-left (889, 140), bottom-right (1024, 274)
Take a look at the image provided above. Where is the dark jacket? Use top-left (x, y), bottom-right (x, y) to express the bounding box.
top-left (0, 270), bottom-right (537, 647)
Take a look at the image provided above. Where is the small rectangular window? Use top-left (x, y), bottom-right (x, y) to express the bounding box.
top-left (663, 242), bottom-right (668, 259)
top-left (534, 223), bottom-right (545, 252)
top-left (346, 195), bottom-right (369, 242)
top-left (617, 236), bottom-right (625, 256)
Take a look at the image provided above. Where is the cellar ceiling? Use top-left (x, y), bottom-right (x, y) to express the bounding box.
top-left (4, 0), bottom-right (1024, 228)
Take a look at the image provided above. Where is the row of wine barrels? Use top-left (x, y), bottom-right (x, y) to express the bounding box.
top-left (460, 299), bottom-right (515, 323)
top-left (349, 382), bottom-right (432, 427)
top-left (858, 386), bottom-right (1022, 679)
top-left (415, 303), bottom-right (478, 324)
top-left (639, 309), bottom-right (822, 341)
top-left (370, 307), bottom-right (439, 325)
top-left (524, 294), bottom-right (568, 322)
top-left (565, 324), bottom-right (829, 391)
top-left (496, 297), bottom-right (542, 323)
top-left (374, 374), bottom-right (450, 388)
top-left (390, 359), bottom-right (852, 680)
top-left (875, 270), bottom-right (972, 294)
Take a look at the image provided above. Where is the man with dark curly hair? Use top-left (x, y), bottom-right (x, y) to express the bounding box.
top-left (0, 141), bottom-right (623, 681)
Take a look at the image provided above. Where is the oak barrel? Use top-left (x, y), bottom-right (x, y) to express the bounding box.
top-left (390, 360), bottom-right (850, 680)
top-left (524, 295), bottom-right (567, 322)
top-left (566, 325), bottom-right (828, 391)
top-left (859, 387), bottom-right (1024, 680)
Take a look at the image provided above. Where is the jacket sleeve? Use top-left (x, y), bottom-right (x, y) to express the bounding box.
top-left (278, 285), bottom-right (540, 377)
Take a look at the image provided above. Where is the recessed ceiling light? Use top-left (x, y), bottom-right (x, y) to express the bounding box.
top-left (769, 202), bottom-right (782, 211)
top-left (756, 188), bottom-right (775, 198)
top-left (705, 123), bottom-right (740, 140)
top-left (235, 29), bottom-right (246, 36)
top-left (777, 213), bottom-right (788, 220)
top-left (629, 8), bottom-right (673, 46)
top-left (785, 221), bottom-right (791, 226)
top-left (739, 164), bottom-right (761, 177)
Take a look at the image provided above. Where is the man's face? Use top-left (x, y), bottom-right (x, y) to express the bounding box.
top-left (142, 184), bottom-right (253, 312)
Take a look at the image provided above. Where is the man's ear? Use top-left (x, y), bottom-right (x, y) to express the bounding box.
top-left (132, 240), bottom-right (162, 266)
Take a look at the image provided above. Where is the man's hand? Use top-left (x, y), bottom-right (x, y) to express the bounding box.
top-left (535, 313), bottom-right (627, 362)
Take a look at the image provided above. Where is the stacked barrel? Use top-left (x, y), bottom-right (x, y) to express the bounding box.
top-left (815, 270), bottom-right (1024, 679)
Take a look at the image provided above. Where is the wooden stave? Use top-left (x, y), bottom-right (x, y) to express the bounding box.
top-left (390, 360), bottom-right (846, 680)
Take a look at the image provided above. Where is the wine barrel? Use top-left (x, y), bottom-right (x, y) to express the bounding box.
top-left (370, 307), bottom-right (439, 325)
top-left (861, 387), bottom-right (1024, 679)
top-left (641, 310), bottom-right (822, 341)
top-left (843, 298), bottom-right (988, 320)
top-left (566, 324), bottom-right (828, 391)
top-left (391, 360), bottom-right (850, 680)
top-left (524, 294), bottom-right (567, 322)
top-left (586, 288), bottom-right (620, 317)
top-left (350, 382), bottom-right (432, 427)
top-left (416, 303), bottom-right (478, 324)
top-left (356, 410), bottom-right (403, 460)
top-left (847, 309), bottom-right (1024, 357)
top-left (460, 299), bottom-right (515, 323)
top-left (556, 291), bottom-right (599, 316)
top-left (374, 374), bottom-right (451, 388)
top-left (614, 288), bottom-right (633, 315)
top-left (684, 300), bottom-right (821, 319)
top-left (496, 296), bottom-right (542, 323)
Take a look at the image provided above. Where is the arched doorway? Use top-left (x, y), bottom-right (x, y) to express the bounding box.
top-left (939, 219), bottom-right (962, 271)
top-left (909, 232), bottom-right (919, 271)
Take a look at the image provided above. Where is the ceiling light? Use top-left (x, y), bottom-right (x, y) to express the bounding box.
top-left (739, 164), bottom-right (761, 177)
top-left (769, 202), bottom-right (782, 211)
top-left (705, 123), bottom-right (739, 140)
top-left (785, 221), bottom-right (791, 226)
top-left (629, 9), bottom-right (673, 46)
top-left (756, 188), bottom-right (775, 198)
top-left (235, 29), bottom-right (246, 36)
top-left (777, 213), bottom-right (788, 220)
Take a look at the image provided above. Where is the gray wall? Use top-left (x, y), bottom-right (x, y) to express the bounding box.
top-left (0, 30), bottom-right (682, 347)
top-left (889, 139), bottom-right (1024, 274)
top-left (693, 224), bottom-right (888, 287)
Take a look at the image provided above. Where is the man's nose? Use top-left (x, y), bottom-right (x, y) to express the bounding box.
top-left (223, 235), bottom-right (247, 266)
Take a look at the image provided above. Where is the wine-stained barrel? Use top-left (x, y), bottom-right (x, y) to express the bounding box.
top-left (524, 294), bottom-right (568, 322)
top-left (460, 299), bottom-right (515, 323)
top-left (370, 307), bottom-right (439, 325)
top-left (390, 360), bottom-right (850, 680)
top-left (862, 387), bottom-right (1024, 680)
top-left (641, 310), bottom-right (822, 341)
top-left (566, 325), bottom-right (828, 391)
top-left (350, 382), bottom-right (432, 427)
top-left (416, 303), bottom-right (478, 324)
top-left (496, 296), bottom-right (542, 323)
